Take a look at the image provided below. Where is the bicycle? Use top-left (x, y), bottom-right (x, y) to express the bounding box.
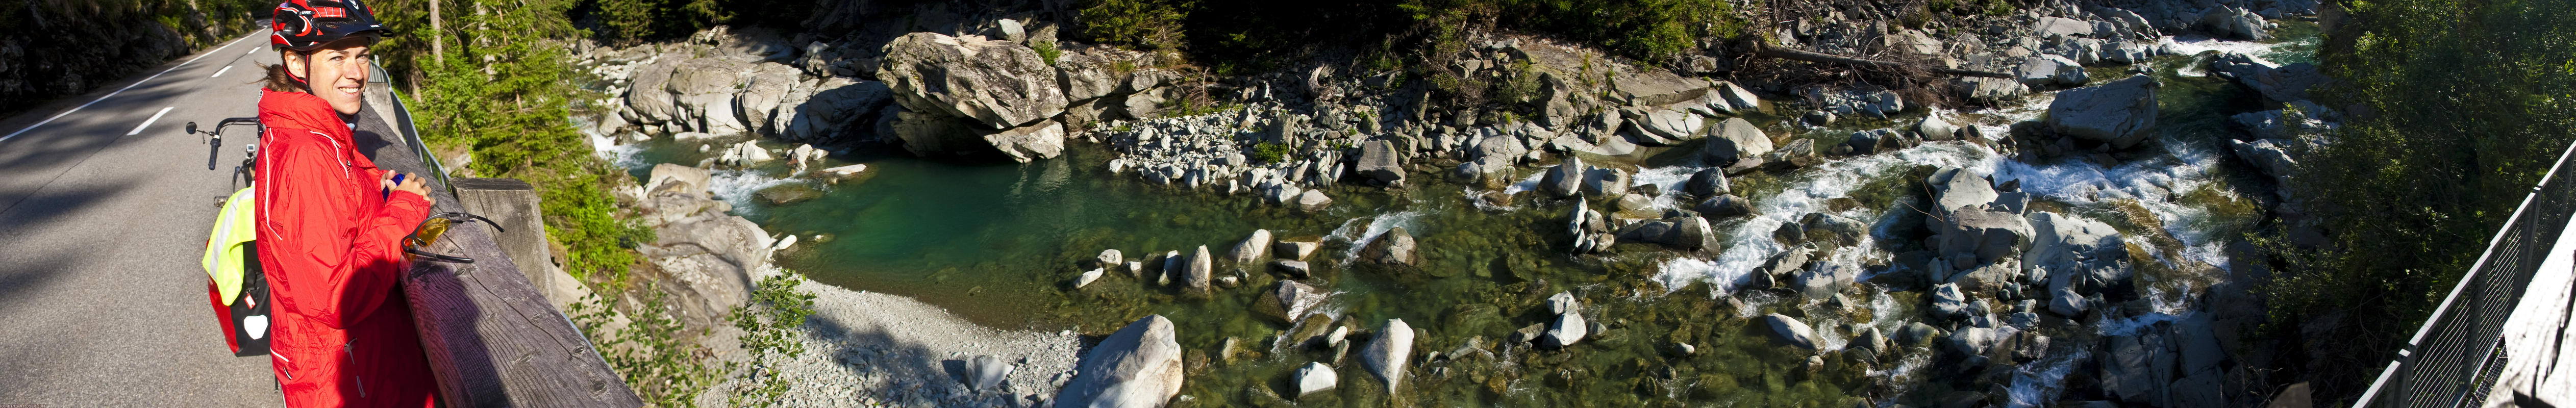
top-left (185, 117), bottom-right (261, 207)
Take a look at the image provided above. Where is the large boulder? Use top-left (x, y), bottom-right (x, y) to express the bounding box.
top-left (2032, 16), bottom-right (2096, 40)
top-left (1700, 118), bottom-right (1772, 166)
top-left (1761, 313), bottom-right (1820, 350)
top-left (733, 63), bottom-right (805, 135)
top-left (1230, 229), bottom-right (1275, 265)
top-left (2198, 6), bottom-right (2272, 41)
top-left (1788, 259), bottom-right (1855, 299)
top-left (1540, 310), bottom-right (1588, 349)
top-left (1929, 283), bottom-right (1972, 321)
top-left (1253, 280), bottom-right (1326, 324)
top-left (1356, 139), bottom-right (1406, 186)
top-left (1693, 194), bottom-right (1757, 218)
top-left (2048, 74), bottom-right (2160, 149)
top-left (1939, 207), bottom-right (2036, 267)
top-left (624, 57), bottom-right (685, 125)
top-left (877, 32), bottom-right (1067, 129)
top-left (1611, 69), bottom-right (1709, 107)
top-left (1361, 319), bottom-right (1416, 392)
top-left (1054, 315), bottom-right (1186, 408)
top-left (1634, 106), bottom-right (1707, 143)
top-left (1540, 157), bottom-right (1585, 197)
top-left (668, 58), bottom-right (757, 135)
top-left (780, 78), bottom-right (894, 143)
top-left (1184, 245), bottom-right (1214, 296)
top-left (2026, 212), bottom-right (2132, 299)
top-left (1293, 363), bottom-right (1338, 401)
top-left (983, 120), bottom-right (1067, 163)
top-left (1360, 227), bottom-right (1420, 267)
top-left (1683, 167), bottom-right (1730, 197)
top-left (1957, 76), bottom-right (2030, 105)
top-left (2211, 53), bottom-right (2327, 105)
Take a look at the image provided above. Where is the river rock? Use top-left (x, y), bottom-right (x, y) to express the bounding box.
top-left (1761, 139), bottom-right (1820, 170)
top-left (1917, 115), bottom-right (1960, 141)
top-left (1762, 313), bottom-right (1819, 350)
top-left (1097, 249), bottom-right (1126, 269)
top-left (2032, 16), bottom-right (2095, 40)
top-left (1789, 260), bottom-right (1855, 299)
top-left (983, 120), bottom-right (1067, 163)
top-left (1672, 215), bottom-right (1719, 251)
top-left (2100, 325), bottom-right (2176, 406)
top-left (1360, 227), bottom-right (1419, 267)
top-left (1635, 106), bottom-right (1707, 143)
top-left (1580, 167), bottom-right (1630, 197)
top-left (1957, 76), bottom-right (2030, 105)
top-left (2212, 53), bottom-right (2327, 105)
top-left (1693, 194), bottom-right (1756, 218)
top-left (2027, 212), bottom-right (2131, 299)
top-left (1294, 362), bottom-right (1338, 400)
top-left (1053, 315), bottom-right (1185, 408)
top-left (1930, 283), bottom-right (1971, 321)
top-left (1361, 319), bottom-right (1416, 392)
top-left (2048, 74), bottom-right (2160, 149)
top-left (1254, 280), bottom-right (1325, 324)
top-left (1542, 311), bottom-right (1588, 349)
top-left (1185, 245), bottom-right (1214, 295)
top-left (1702, 117), bottom-right (1772, 166)
top-left (1076, 268), bottom-right (1105, 289)
top-left (878, 32), bottom-right (1065, 129)
top-left (1946, 326), bottom-right (2002, 357)
top-left (1541, 157), bottom-right (1584, 197)
top-left (966, 354), bottom-right (1013, 392)
top-left (1295, 190), bottom-right (1334, 212)
top-left (1684, 167), bottom-right (1730, 197)
top-left (733, 63), bottom-right (803, 135)
top-left (2016, 55), bottom-right (2089, 89)
top-left (2230, 138), bottom-right (2297, 178)
top-left (1939, 206), bottom-right (2035, 267)
top-left (1272, 259), bottom-right (1313, 279)
top-left (1231, 230), bottom-right (1274, 265)
top-left (1357, 139), bottom-right (1405, 186)
top-left (1276, 241), bottom-right (1320, 261)
top-left (1715, 81), bottom-right (1761, 113)
top-left (781, 78), bottom-right (894, 143)
top-left (2199, 6), bottom-right (2271, 41)
top-left (1611, 69), bottom-right (1710, 106)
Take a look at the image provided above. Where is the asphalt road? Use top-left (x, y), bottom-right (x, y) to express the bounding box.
top-left (0, 30), bottom-right (289, 406)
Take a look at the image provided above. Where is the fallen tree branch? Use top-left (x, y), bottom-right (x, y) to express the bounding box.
top-left (1755, 45), bottom-right (2014, 79)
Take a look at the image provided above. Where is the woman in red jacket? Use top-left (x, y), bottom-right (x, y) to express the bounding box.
top-left (255, 1), bottom-right (440, 406)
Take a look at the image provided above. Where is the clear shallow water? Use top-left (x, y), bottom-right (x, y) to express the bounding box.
top-left (594, 31), bottom-right (2299, 406)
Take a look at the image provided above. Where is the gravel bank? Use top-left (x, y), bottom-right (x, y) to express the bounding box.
top-left (728, 273), bottom-right (1083, 407)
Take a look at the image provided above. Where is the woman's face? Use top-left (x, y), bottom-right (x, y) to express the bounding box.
top-left (283, 37), bottom-right (373, 116)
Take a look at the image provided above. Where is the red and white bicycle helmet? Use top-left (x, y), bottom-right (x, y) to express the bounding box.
top-left (271, 0), bottom-right (390, 51)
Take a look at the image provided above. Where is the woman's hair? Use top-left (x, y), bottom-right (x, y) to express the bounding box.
top-left (259, 49), bottom-right (307, 92)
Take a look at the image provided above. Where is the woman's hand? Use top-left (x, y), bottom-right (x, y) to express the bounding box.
top-left (382, 171), bottom-right (437, 207)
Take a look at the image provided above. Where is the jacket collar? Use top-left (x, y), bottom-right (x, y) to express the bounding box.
top-left (258, 89), bottom-right (354, 135)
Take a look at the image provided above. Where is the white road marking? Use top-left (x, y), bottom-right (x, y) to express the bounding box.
top-left (128, 107), bottom-right (173, 136)
top-left (249, 46), bottom-right (263, 55)
top-left (211, 65), bottom-right (234, 78)
top-left (0, 32), bottom-right (259, 143)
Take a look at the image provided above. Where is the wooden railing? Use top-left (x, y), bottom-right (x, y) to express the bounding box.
top-left (367, 64), bottom-right (642, 406)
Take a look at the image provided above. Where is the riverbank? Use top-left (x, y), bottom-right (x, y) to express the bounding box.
top-left (713, 270), bottom-right (1082, 407)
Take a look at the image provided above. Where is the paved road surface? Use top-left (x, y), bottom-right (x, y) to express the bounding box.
top-left (0, 30), bottom-right (288, 406)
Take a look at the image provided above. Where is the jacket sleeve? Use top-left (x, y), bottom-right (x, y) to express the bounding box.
top-left (259, 128), bottom-right (434, 330)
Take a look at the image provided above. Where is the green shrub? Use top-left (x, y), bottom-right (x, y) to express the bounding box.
top-left (1253, 142), bottom-right (1290, 163)
top-left (729, 270), bottom-right (817, 407)
top-left (1079, 0), bottom-right (1193, 49)
top-left (569, 292), bottom-right (720, 407)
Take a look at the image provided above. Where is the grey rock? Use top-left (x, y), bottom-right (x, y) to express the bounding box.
top-left (2048, 74), bottom-right (2161, 149)
top-left (1957, 76), bottom-right (2031, 105)
top-left (1361, 319), bottom-right (1416, 392)
top-left (1702, 117), bottom-right (1773, 166)
top-left (877, 32), bottom-right (1066, 129)
top-left (1540, 157), bottom-right (1585, 198)
top-left (1541, 311), bottom-right (1588, 349)
top-left (1276, 241), bottom-right (1321, 261)
top-left (1295, 190), bottom-right (1334, 212)
top-left (1254, 280), bottom-right (1325, 324)
top-left (1580, 167), bottom-right (1631, 197)
top-left (1546, 291), bottom-right (1581, 315)
top-left (1789, 260), bottom-right (1856, 299)
top-left (1293, 362), bottom-right (1338, 400)
top-left (1684, 167), bottom-right (1731, 197)
top-left (2017, 55), bottom-right (2090, 88)
top-left (2032, 16), bottom-right (2096, 40)
top-left (1714, 81), bottom-right (1762, 113)
top-left (1357, 139), bottom-right (1406, 185)
top-left (1694, 194), bottom-right (1757, 218)
top-left (1185, 245), bottom-right (1214, 295)
top-left (1761, 313), bottom-right (1820, 350)
top-left (1231, 230), bottom-right (1274, 265)
top-left (1359, 227), bottom-right (1420, 267)
top-left (2028, 212), bottom-right (2131, 298)
top-left (1939, 207), bottom-right (2036, 267)
top-left (1946, 326), bottom-right (2002, 357)
top-left (1930, 283), bottom-right (1971, 321)
top-left (1611, 70), bottom-right (1710, 106)
top-left (1636, 106), bottom-right (1707, 142)
top-left (967, 354), bottom-right (1013, 392)
top-left (1272, 260), bottom-right (1313, 279)
top-left (2199, 6), bottom-right (2272, 41)
top-left (1917, 115), bottom-right (1960, 141)
top-left (2230, 139), bottom-right (2297, 178)
top-left (1053, 315), bottom-right (1185, 408)
top-left (1672, 215), bottom-right (1719, 251)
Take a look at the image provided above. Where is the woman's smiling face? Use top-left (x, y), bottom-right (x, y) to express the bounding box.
top-left (285, 36), bottom-right (374, 116)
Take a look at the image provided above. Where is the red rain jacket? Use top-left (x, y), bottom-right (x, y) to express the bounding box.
top-left (254, 89), bottom-right (438, 407)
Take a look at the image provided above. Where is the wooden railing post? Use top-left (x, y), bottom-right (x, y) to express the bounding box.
top-left (453, 177), bottom-right (592, 309)
top-left (406, 177), bottom-right (642, 407)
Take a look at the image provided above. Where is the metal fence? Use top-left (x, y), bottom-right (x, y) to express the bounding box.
top-left (2357, 140), bottom-right (2576, 408)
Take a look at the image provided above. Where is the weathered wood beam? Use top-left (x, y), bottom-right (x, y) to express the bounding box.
top-left (1755, 46), bottom-right (2015, 79)
top-left (406, 178), bottom-right (642, 407)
